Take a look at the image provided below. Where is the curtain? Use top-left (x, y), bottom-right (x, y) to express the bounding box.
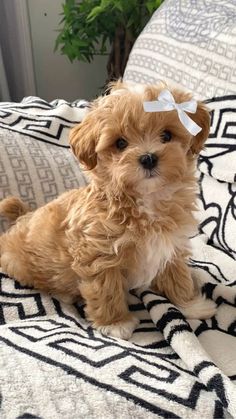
top-left (0, 44), bottom-right (10, 101)
top-left (0, 0), bottom-right (36, 102)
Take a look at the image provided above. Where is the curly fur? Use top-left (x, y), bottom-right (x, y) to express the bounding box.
top-left (0, 81), bottom-right (215, 339)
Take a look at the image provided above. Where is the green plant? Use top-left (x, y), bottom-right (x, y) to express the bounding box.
top-left (55, 0), bottom-right (165, 81)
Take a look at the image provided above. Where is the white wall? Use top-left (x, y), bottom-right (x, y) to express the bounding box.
top-left (27, 0), bottom-right (107, 102)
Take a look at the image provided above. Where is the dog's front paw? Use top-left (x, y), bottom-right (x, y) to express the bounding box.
top-left (96, 316), bottom-right (139, 340)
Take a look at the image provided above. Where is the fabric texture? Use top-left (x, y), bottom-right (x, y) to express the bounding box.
top-left (0, 95), bottom-right (236, 418)
top-left (124, 0), bottom-right (236, 100)
top-left (196, 95), bottom-right (236, 258)
top-left (0, 276), bottom-right (235, 419)
top-left (0, 97), bottom-right (89, 233)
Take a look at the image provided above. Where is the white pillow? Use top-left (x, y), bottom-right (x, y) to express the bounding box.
top-left (124, 0), bottom-right (236, 100)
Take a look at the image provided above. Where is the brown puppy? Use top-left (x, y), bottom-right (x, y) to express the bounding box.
top-left (0, 81), bottom-right (216, 339)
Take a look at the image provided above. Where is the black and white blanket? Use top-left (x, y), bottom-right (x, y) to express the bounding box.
top-left (0, 96), bottom-right (235, 418)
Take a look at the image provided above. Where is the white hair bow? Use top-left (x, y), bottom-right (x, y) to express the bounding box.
top-left (143, 89), bottom-right (202, 136)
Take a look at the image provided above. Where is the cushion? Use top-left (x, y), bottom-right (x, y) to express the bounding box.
top-left (124, 0), bottom-right (236, 100)
top-left (0, 97), bottom-right (88, 232)
top-left (196, 95), bottom-right (236, 259)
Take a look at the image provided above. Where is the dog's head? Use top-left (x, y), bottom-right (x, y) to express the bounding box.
top-left (70, 81), bottom-right (210, 197)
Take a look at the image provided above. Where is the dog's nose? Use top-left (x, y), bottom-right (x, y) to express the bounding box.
top-left (139, 153), bottom-right (158, 170)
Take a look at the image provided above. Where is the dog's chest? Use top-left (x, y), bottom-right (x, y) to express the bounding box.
top-left (127, 232), bottom-right (174, 290)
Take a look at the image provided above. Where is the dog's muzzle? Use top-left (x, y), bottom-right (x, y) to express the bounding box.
top-left (139, 153), bottom-right (158, 171)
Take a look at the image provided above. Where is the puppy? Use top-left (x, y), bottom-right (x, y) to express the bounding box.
top-left (0, 81), bottom-right (216, 339)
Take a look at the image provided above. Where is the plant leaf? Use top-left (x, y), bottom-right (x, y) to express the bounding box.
top-left (87, 6), bottom-right (103, 22)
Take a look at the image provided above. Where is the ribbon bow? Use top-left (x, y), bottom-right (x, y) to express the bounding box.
top-left (143, 89), bottom-right (202, 136)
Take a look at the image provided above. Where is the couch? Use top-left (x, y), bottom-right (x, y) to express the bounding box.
top-left (0, 1), bottom-right (236, 418)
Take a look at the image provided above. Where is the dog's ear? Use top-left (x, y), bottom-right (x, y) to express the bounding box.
top-left (69, 113), bottom-right (98, 170)
top-left (190, 102), bottom-right (210, 155)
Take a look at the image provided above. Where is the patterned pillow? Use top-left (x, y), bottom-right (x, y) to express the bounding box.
top-left (0, 97), bottom-right (88, 232)
top-left (124, 0), bottom-right (236, 100)
top-left (197, 95), bottom-right (236, 258)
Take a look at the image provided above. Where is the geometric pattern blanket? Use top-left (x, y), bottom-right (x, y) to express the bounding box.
top-left (0, 96), bottom-right (236, 418)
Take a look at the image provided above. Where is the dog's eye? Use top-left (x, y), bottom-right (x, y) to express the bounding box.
top-left (161, 130), bottom-right (172, 143)
top-left (115, 138), bottom-right (128, 150)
